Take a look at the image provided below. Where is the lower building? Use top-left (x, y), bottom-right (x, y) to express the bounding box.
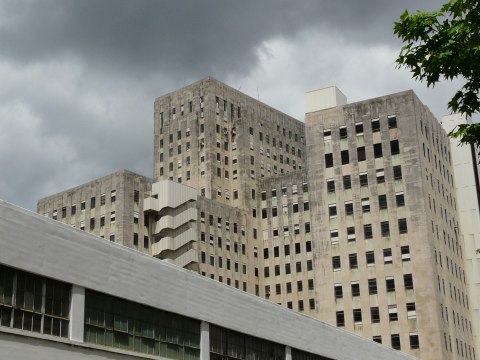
top-left (0, 199), bottom-right (414, 360)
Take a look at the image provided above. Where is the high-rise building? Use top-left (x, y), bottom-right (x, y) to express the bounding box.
top-left (36, 77), bottom-right (476, 359)
top-left (441, 113), bottom-right (480, 354)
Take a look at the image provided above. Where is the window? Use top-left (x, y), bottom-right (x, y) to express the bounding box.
top-left (398, 218), bottom-right (408, 234)
top-left (90, 197), bottom-right (96, 209)
top-left (325, 153), bottom-right (333, 168)
top-left (371, 307), bottom-right (380, 323)
top-left (373, 336), bottom-right (382, 344)
top-left (353, 309), bottom-right (362, 324)
top-left (364, 224), bottom-right (373, 239)
top-left (263, 248), bottom-right (269, 259)
top-left (341, 150), bottom-right (349, 165)
top-left (343, 175), bottom-right (351, 189)
top-left (327, 179), bottom-right (335, 192)
top-left (404, 274), bottom-right (414, 290)
top-left (332, 256), bottom-right (341, 270)
top-left (309, 299), bottom-right (315, 310)
top-left (366, 251), bottom-right (375, 266)
top-left (390, 140), bottom-right (400, 155)
top-left (396, 192), bottom-right (405, 207)
top-left (357, 147), bottom-right (366, 162)
top-left (336, 311), bottom-right (345, 327)
top-left (386, 277), bottom-right (395, 292)
top-left (401, 246), bottom-right (411, 261)
top-left (339, 126), bottom-right (348, 139)
top-left (362, 198), bottom-right (370, 213)
top-left (393, 165), bottom-right (402, 180)
top-left (305, 222), bottom-right (311, 233)
top-left (347, 227), bottom-right (355, 241)
top-left (307, 260), bottom-right (313, 271)
top-left (359, 172), bottom-right (368, 186)
top-left (391, 334), bottom-right (401, 350)
top-left (303, 201), bottom-right (310, 211)
top-left (71, 204), bottom-right (76, 216)
top-left (410, 333), bottom-right (420, 349)
top-left (264, 267), bottom-right (269, 278)
top-left (330, 230), bottom-right (339, 245)
top-left (349, 253), bottom-right (358, 269)
top-left (296, 262), bottom-right (302, 272)
top-left (368, 278), bottom-right (378, 294)
top-left (381, 221), bottom-right (390, 236)
top-left (329, 204), bottom-right (337, 217)
top-left (378, 194), bottom-right (388, 210)
top-left (324, 129), bottom-right (332, 140)
top-left (388, 115), bottom-right (397, 129)
top-left (389, 305), bottom-right (399, 322)
top-left (371, 119), bottom-right (380, 132)
top-left (351, 282), bottom-right (360, 296)
top-left (345, 201), bottom-right (354, 215)
top-left (376, 169), bottom-right (385, 183)
top-left (295, 243), bottom-right (301, 254)
top-left (373, 143), bottom-right (383, 158)
top-left (384, 248), bottom-right (393, 264)
top-left (355, 122), bottom-right (363, 134)
top-left (407, 302), bottom-right (416, 319)
top-left (334, 284), bottom-right (343, 299)
top-left (275, 265), bottom-right (280, 276)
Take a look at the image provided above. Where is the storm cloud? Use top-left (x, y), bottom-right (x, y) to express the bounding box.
top-left (0, 0), bottom-right (458, 210)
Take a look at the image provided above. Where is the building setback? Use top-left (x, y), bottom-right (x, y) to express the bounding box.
top-left (35, 77), bottom-right (476, 359)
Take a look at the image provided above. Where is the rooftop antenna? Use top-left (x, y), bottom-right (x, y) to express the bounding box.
top-left (257, 86), bottom-right (260, 100)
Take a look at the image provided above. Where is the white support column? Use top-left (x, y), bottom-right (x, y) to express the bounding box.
top-left (69, 285), bottom-right (85, 342)
top-left (200, 321), bottom-right (210, 360)
top-left (285, 345), bottom-right (292, 360)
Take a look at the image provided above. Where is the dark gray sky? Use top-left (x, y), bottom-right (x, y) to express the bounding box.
top-left (0, 0), bottom-right (462, 210)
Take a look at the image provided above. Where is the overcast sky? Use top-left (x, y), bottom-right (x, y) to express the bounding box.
top-left (0, 0), bottom-right (464, 211)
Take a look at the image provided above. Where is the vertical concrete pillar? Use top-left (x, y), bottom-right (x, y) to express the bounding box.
top-left (285, 345), bottom-right (292, 360)
top-left (69, 285), bottom-right (85, 342)
top-left (200, 321), bottom-right (210, 360)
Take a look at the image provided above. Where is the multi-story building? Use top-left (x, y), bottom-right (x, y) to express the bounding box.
top-left (441, 113), bottom-right (480, 353)
top-left (37, 170), bottom-right (153, 251)
top-left (305, 87), bottom-right (474, 359)
top-left (35, 77), bottom-right (476, 359)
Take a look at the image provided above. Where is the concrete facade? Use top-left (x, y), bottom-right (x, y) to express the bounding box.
top-left (37, 170), bottom-right (153, 251)
top-left (305, 91), bottom-right (474, 359)
top-left (0, 200), bottom-right (415, 360)
top-left (441, 113), bottom-right (480, 354)
top-left (33, 77), bottom-right (477, 359)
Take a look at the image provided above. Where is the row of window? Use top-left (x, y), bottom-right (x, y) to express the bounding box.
top-left (332, 246), bottom-right (410, 270)
top-left (0, 264), bottom-right (70, 338)
top-left (336, 302), bottom-right (416, 327)
top-left (261, 183), bottom-right (309, 200)
top-left (325, 140), bottom-right (400, 168)
top-left (443, 331), bottom-right (476, 360)
top-left (329, 219), bottom-right (408, 240)
top-left (323, 116), bottom-right (397, 141)
top-left (49, 190), bottom-right (118, 220)
top-left (333, 275), bottom-right (414, 298)
top-left (265, 279), bottom-right (315, 296)
top-left (263, 242), bottom-right (312, 259)
top-left (370, 333), bottom-right (418, 351)
top-left (264, 260), bottom-right (314, 278)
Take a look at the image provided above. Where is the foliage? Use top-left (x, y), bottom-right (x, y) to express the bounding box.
top-left (394, 0), bottom-right (480, 146)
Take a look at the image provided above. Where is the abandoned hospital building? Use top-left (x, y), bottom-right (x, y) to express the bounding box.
top-left (2, 77), bottom-right (479, 360)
